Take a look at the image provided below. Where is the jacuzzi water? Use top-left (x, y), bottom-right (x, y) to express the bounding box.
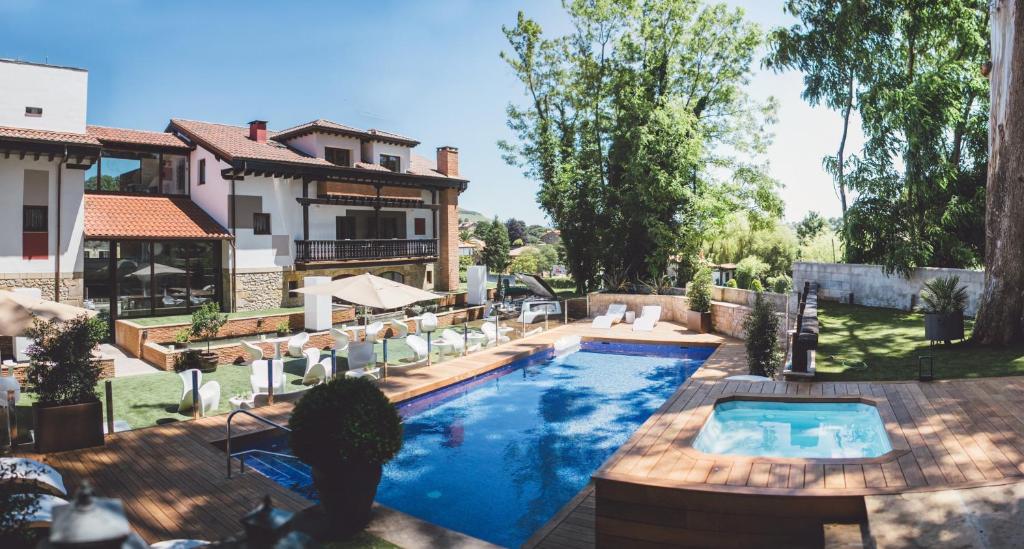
top-left (693, 400), bottom-right (892, 459)
top-left (234, 341), bottom-right (714, 547)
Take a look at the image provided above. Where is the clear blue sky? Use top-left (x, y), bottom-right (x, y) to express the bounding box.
top-left (1, 0), bottom-right (854, 226)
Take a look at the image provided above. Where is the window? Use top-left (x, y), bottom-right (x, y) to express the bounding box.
top-left (325, 147), bottom-right (351, 167)
top-left (84, 151), bottom-right (182, 193)
top-left (23, 206), bottom-right (47, 232)
top-left (253, 213), bottom-right (271, 235)
top-left (379, 154), bottom-right (401, 172)
top-left (336, 216), bottom-right (356, 239)
top-left (160, 153), bottom-right (188, 194)
top-left (426, 270), bottom-right (432, 284)
top-left (380, 271), bottom-right (404, 283)
top-left (414, 218), bottom-right (426, 236)
top-left (25, 106), bottom-right (42, 117)
top-left (199, 159), bottom-right (207, 185)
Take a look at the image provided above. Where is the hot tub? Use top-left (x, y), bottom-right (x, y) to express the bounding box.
top-left (693, 399), bottom-right (892, 458)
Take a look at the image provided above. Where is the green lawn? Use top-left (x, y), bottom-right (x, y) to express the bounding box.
top-left (129, 307), bottom-right (305, 327)
top-left (816, 302), bottom-right (1024, 381)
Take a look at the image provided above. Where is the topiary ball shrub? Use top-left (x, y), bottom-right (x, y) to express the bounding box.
top-left (289, 377), bottom-right (403, 470)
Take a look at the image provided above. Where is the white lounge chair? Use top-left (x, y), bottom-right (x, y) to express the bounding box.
top-left (179, 380), bottom-right (220, 416)
top-left (363, 321), bottom-right (385, 343)
top-left (387, 334), bottom-right (429, 373)
top-left (441, 329), bottom-right (466, 355)
top-left (240, 341), bottom-right (263, 366)
top-left (0, 457), bottom-right (67, 496)
top-left (330, 328), bottom-right (350, 352)
top-left (389, 319), bottom-right (409, 338)
top-left (632, 305), bottom-right (662, 332)
top-left (301, 348), bottom-right (326, 385)
top-left (345, 341), bottom-right (379, 380)
top-left (481, 322), bottom-right (510, 345)
top-left (177, 369), bottom-right (202, 403)
top-left (592, 303), bottom-right (627, 329)
top-left (286, 332), bottom-right (310, 357)
top-left (249, 359), bottom-right (285, 394)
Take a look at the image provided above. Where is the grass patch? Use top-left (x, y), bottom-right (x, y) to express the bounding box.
top-left (129, 307), bottom-right (304, 327)
top-left (816, 302), bottom-right (1024, 381)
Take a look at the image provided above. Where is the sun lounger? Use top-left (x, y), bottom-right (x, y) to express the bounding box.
top-left (632, 305), bottom-right (662, 331)
top-left (592, 303), bottom-right (627, 328)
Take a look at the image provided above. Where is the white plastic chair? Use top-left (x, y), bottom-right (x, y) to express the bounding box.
top-left (249, 359), bottom-right (285, 394)
top-left (330, 328), bottom-right (350, 352)
top-left (388, 334), bottom-right (429, 373)
top-left (389, 319), bottom-right (409, 338)
top-left (177, 369), bottom-right (202, 403)
top-left (632, 305), bottom-right (662, 331)
top-left (179, 380), bottom-right (219, 416)
top-left (363, 321), bottom-right (385, 343)
top-left (240, 341), bottom-right (263, 366)
top-left (441, 328), bottom-right (466, 354)
top-left (481, 322), bottom-right (510, 345)
top-left (301, 348), bottom-right (325, 385)
top-left (287, 332), bottom-right (310, 357)
top-left (592, 303), bottom-right (627, 328)
top-left (345, 341), bottom-right (379, 379)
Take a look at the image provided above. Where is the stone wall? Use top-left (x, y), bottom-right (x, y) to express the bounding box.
top-left (1, 357), bottom-right (114, 385)
top-left (792, 262), bottom-right (985, 316)
top-left (0, 274), bottom-right (83, 305)
top-left (235, 270), bottom-right (286, 311)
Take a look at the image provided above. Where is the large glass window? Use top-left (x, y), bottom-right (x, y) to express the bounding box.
top-left (188, 242), bottom-right (219, 309)
top-left (85, 151), bottom-right (188, 194)
top-left (84, 240), bottom-right (112, 317)
top-left (153, 242), bottom-right (189, 315)
top-left (116, 241), bottom-right (153, 319)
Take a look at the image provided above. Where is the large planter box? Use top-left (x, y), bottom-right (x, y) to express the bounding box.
top-left (686, 310), bottom-right (712, 333)
top-left (924, 312), bottom-right (964, 343)
top-left (33, 400), bottom-right (104, 453)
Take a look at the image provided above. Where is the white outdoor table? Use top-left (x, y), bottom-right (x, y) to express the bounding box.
top-left (260, 335), bottom-right (291, 359)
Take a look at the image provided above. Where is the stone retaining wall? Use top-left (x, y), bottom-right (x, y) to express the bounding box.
top-left (0, 274), bottom-right (84, 305)
top-left (1, 357), bottom-right (115, 385)
top-left (792, 262), bottom-right (985, 316)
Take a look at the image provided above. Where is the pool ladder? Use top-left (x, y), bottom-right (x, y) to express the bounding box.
top-left (226, 409), bottom-right (292, 479)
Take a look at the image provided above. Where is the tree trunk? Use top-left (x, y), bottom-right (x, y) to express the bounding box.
top-left (973, 0), bottom-right (1024, 345)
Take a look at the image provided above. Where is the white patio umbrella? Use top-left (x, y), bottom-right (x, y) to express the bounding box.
top-left (0, 291), bottom-right (98, 337)
top-left (293, 273), bottom-right (439, 310)
top-left (129, 263), bottom-right (185, 278)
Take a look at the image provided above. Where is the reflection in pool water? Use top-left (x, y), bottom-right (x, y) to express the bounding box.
top-left (240, 341), bottom-right (713, 547)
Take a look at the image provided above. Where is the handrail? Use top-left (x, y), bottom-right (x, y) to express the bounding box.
top-left (226, 409), bottom-right (292, 478)
top-left (230, 448), bottom-right (301, 477)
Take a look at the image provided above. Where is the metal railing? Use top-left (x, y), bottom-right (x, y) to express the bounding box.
top-left (294, 238), bottom-right (438, 263)
top-left (225, 409), bottom-right (292, 478)
top-left (230, 448), bottom-right (302, 477)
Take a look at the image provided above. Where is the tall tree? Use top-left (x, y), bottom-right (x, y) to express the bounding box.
top-left (973, 0), bottom-right (1024, 345)
top-left (505, 218), bottom-right (528, 243)
top-left (481, 216), bottom-right (511, 275)
top-left (500, 0), bottom-right (782, 293)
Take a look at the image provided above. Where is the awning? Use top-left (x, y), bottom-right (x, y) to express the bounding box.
top-left (84, 194), bottom-right (233, 240)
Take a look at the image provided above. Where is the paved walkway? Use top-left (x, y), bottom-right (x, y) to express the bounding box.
top-left (98, 343), bottom-right (161, 377)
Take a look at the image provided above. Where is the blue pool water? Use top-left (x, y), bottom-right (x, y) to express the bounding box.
top-left (693, 400), bottom-right (892, 459)
top-left (238, 341), bottom-right (713, 547)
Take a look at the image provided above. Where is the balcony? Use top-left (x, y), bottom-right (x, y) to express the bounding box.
top-left (295, 238), bottom-right (438, 263)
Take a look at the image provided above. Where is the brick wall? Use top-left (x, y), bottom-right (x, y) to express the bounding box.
top-left (436, 188), bottom-right (459, 291)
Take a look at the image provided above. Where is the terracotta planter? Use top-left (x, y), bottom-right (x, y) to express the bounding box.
top-left (686, 310), bottom-right (712, 333)
top-left (33, 399), bottom-right (104, 453)
top-left (313, 462), bottom-right (382, 536)
top-left (924, 312), bottom-right (964, 344)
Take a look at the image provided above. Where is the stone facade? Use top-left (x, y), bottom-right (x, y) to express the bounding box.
top-left (234, 270), bottom-right (286, 311)
top-left (0, 274), bottom-right (83, 305)
top-left (792, 262), bottom-right (985, 316)
top-left (1, 357), bottom-right (114, 384)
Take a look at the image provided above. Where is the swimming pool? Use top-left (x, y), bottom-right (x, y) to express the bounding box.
top-left (693, 400), bottom-right (892, 459)
top-left (236, 340), bottom-right (714, 547)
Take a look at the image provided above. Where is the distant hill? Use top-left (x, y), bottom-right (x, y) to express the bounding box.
top-left (458, 208), bottom-right (489, 224)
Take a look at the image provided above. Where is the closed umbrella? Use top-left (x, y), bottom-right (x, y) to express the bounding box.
top-left (0, 291), bottom-right (98, 337)
top-left (293, 273), bottom-right (439, 310)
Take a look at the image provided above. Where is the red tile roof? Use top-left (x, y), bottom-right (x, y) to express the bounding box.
top-left (409, 154), bottom-right (453, 178)
top-left (0, 125), bottom-right (100, 146)
top-left (170, 119), bottom-right (334, 167)
top-left (272, 118), bottom-right (420, 146)
top-left (84, 194), bottom-right (232, 240)
top-left (86, 125), bottom-right (190, 150)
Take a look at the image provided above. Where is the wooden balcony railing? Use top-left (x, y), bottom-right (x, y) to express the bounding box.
top-left (294, 239), bottom-right (438, 263)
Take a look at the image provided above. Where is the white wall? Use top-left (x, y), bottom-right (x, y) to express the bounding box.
top-left (792, 262), bottom-right (986, 316)
top-left (0, 61), bottom-right (87, 134)
top-left (188, 145), bottom-right (232, 227)
top-left (288, 133), bottom-right (363, 164)
top-left (0, 157), bottom-right (85, 275)
top-left (362, 141), bottom-right (411, 171)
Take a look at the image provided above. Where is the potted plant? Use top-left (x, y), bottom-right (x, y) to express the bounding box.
top-left (189, 302), bottom-right (227, 373)
top-left (289, 377), bottom-right (402, 537)
top-left (920, 275), bottom-right (967, 344)
top-left (686, 264), bottom-right (713, 333)
top-left (172, 328), bottom-right (190, 350)
top-left (25, 315), bottom-right (107, 452)
top-left (275, 320), bottom-right (290, 337)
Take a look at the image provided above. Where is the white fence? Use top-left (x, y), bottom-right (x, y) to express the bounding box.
top-left (792, 262), bottom-right (984, 316)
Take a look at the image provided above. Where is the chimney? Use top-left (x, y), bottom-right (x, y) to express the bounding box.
top-left (436, 146), bottom-right (459, 177)
top-left (248, 120), bottom-right (268, 143)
